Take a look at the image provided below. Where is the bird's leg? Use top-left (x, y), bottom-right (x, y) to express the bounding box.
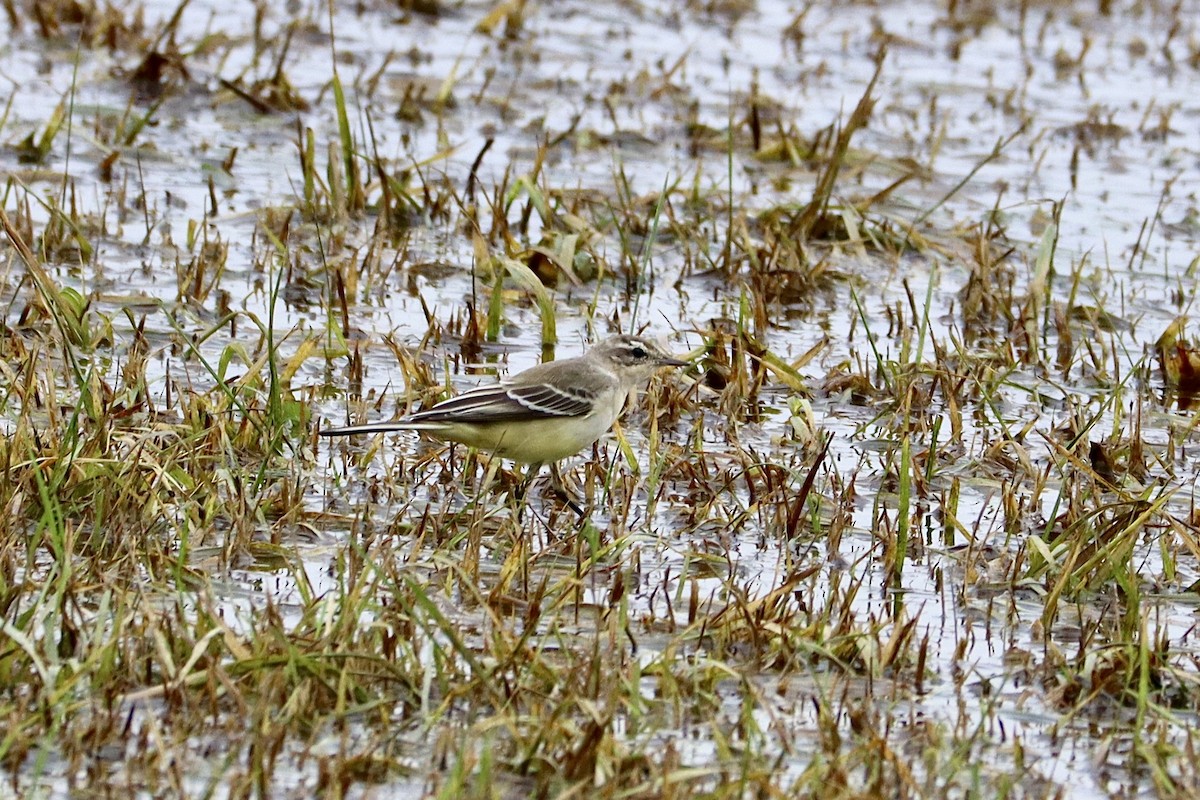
top-left (548, 462), bottom-right (587, 519)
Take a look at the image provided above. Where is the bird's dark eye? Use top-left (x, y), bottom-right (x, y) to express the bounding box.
top-left (631, 346), bottom-right (648, 359)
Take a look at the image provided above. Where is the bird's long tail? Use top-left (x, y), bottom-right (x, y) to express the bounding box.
top-left (320, 421), bottom-right (417, 436)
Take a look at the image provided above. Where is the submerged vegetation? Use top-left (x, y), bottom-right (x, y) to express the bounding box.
top-left (1, 0), bottom-right (1200, 797)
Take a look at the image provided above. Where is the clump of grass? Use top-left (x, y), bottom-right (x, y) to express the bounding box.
top-left (13, 99), bottom-right (67, 166)
top-left (788, 48), bottom-right (887, 243)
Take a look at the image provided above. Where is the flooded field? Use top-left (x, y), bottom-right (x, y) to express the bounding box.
top-left (3, 0), bottom-right (1200, 797)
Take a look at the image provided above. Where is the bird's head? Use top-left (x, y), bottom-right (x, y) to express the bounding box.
top-left (591, 334), bottom-right (688, 381)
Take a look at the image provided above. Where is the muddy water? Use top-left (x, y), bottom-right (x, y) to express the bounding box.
top-left (3, 0), bottom-right (1199, 796)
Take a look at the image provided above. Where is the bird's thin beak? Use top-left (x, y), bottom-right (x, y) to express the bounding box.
top-left (660, 355), bottom-right (690, 368)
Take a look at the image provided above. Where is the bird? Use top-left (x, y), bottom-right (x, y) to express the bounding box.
top-left (320, 334), bottom-right (687, 505)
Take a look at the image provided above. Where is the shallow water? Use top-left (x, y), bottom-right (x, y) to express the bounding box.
top-left (4, 0), bottom-right (1200, 797)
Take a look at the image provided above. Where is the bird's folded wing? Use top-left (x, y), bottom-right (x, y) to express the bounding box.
top-left (408, 382), bottom-right (596, 423)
